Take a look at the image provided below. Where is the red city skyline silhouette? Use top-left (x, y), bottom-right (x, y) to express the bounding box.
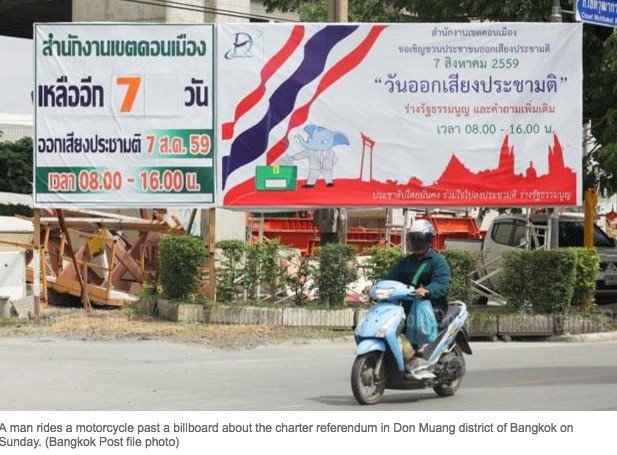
top-left (435, 134), bottom-right (572, 188)
top-left (223, 134), bottom-right (577, 207)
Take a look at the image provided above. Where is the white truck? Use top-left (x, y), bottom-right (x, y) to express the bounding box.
top-left (444, 212), bottom-right (617, 302)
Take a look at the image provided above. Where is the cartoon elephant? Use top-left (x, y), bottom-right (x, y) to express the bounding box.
top-left (282, 124), bottom-right (350, 188)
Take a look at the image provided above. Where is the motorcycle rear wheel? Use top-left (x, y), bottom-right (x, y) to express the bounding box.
top-left (433, 346), bottom-right (465, 397)
top-left (351, 352), bottom-right (386, 405)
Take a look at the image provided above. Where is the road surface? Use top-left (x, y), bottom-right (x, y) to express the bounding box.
top-left (0, 336), bottom-right (616, 410)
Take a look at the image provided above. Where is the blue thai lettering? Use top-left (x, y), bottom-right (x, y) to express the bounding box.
top-left (184, 78), bottom-right (209, 107)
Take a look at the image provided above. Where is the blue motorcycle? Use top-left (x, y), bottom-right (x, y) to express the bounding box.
top-left (351, 280), bottom-right (472, 405)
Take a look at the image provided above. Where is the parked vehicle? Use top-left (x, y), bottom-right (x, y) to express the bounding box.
top-left (445, 213), bottom-right (617, 299)
top-left (351, 280), bottom-right (472, 405)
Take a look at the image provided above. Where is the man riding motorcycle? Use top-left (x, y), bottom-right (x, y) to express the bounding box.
top-left (382, 219), bottom-right (451, 372)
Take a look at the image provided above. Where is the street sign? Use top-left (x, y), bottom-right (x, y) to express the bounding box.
top-left (576, 0), bottom-right (617, 27)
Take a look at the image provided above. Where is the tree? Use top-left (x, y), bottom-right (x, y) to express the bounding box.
top-left (264, 1), bottom-right (561, 23)
top-left (263, 1), bottom-right (617, 197)
top-left (0, 136), bottom-right (33, 194)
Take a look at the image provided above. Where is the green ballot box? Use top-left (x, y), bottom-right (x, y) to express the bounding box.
top-left (255, 165), bottom-right (297, 191)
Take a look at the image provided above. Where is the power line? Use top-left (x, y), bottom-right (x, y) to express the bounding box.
top-left (117, 0), bottom-right (299, 22)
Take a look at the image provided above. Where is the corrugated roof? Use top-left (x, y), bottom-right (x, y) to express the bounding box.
top-left (0, 192), bottom-right (33, 207)
top-left (0, 216), bottom-right (33, 233)
top-left (0, 112), bottom-right (32, 126)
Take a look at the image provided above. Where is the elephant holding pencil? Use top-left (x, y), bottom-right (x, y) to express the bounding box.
top-left (279, 124), bottom-right (350, 188)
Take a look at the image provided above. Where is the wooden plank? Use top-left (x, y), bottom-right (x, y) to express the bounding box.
top-left (61, 209), bottom-right (156, 223)
top-left (41, 247), bottom-right (48, 307)
top-left (208, 208), bottom-right (216, 300)
top-left (187, 209), bottom-right (197, 235)
top-left (43, 274), bottom-right (133, 307)
top-left (171, 215), bottom-right (183, 229)
top-left (57, 209), bottom-right (91, 311)
top-left (111, 243), bottom-right (143, 283)
top-left (107, 231), bottom-right (155, 289)
top-left (107, 242), bottom-right (116, 299)
top-left (33, 209), bottom-right (41, 323)
top-left (0, 239), bottom-right (34, 249)
top-left (39, 218), bottom-right (180, 232)
top-left (59, 242), bottom-right (88, 280)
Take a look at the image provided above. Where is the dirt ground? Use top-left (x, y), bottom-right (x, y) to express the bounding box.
top-left (0, 305), bottom-right (351, 350)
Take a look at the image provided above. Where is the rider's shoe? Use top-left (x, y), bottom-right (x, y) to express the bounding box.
top-left (404, 357), bottom-right (435, 380)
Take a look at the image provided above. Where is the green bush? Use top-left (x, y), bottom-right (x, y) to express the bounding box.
top-left (569, 248), bottom-right (600, 313)
top-left (259, 239), bottom-right (285, 302)
top-left (0, 204), bottom-right (33, 217)
top-left (441, 249), bottom-right (476, 303)
top-left (216, 239), bottom-right (246, 303)
top-left (314, 243), bottom-right (358, 307)
top-left (243, 241), bottom-right (261, 301)
top-left (500, 249), bottom-right (577, 314)
top-left (244, 239), bottom-right (285, 303)
top-left (499, 250), bottom-right (531, 311)
top-left (363, 245), bottom-right (403, 283)
top-left (285, 255), bottom-right (311, 306)
top-left (159, 235), bottom-right (207, 299)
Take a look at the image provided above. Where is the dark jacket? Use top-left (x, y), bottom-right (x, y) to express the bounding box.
top-left (383, 249), bottom-right (451, 320)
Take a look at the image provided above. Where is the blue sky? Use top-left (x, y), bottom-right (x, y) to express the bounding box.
top-left (0, 36), bottom-right (33, 115)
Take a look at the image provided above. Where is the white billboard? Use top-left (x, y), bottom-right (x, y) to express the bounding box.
top-left (217, 23), bottom-right (582, 208)
top-left (34, 23), bottom-right (216, 208)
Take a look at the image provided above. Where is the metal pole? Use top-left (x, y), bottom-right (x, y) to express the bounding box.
top-left (328, 0), bottom-right (348, 22)
top-left (258, 212), bottom-right (265, 241)
top-left (550, 0), bottom-right (562, 22)
top-left (584, 189), bottom-right (598, 248)
top-left (402, 208), bottom-right (409, 255)
top-left (187, 208), bottom-right (197, 235)
top-left (56, 209), bottom-right (91, 311)
top-left (33, 209), bottom-right (41, 323)
top-left (323, 0), bottom-right (348, 245)
top-left (208, 208), bottom-right (216, 302)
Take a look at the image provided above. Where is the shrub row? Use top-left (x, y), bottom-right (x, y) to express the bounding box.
top-left (500, 248), bottom-right (599, 314)
top-left (215, 240), bottom-right (358, 307)
top-left (0, 203), bottom-right (33, 217)
top-left (162, 237), bottom-right (600, 314)
top-left (157, 236), bottom-right (478, 306)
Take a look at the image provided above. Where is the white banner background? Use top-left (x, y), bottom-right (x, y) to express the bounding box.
top-left (218, 23), bottom-right (582, 208)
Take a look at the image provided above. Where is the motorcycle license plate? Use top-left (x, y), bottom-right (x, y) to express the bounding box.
top-left (605, 275), bottom-right (617, 286)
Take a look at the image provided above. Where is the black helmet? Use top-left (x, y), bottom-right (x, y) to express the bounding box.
top-left (406, 219), bottom-right (436, 252)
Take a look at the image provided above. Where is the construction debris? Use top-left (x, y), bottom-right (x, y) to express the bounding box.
top-left (4, 208), bottom-right (189, 309)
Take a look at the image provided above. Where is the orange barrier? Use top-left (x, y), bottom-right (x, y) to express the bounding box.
top-left (248, 213), bottom-right (480, 256)
top-left (419, 216), bottom-right (482, 250)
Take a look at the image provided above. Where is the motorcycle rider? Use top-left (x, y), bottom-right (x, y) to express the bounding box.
top-left (383, 219), bottom-right (451, 370)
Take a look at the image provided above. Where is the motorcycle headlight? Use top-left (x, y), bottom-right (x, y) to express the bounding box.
top-left (375, 313), bottom-right (400, 338)
top-left (372, 287), bottom-right (394, 301)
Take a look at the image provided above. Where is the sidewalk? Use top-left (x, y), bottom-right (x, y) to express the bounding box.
top-left (548, 331), bottom-right (617, 343)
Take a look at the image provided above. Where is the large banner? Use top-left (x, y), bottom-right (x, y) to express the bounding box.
top-left (218, 23), bottom-right (582, 208)
top-left (34, 24), bottom-right (215, 208)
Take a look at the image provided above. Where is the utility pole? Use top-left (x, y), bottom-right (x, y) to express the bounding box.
top-left (320, 0), bottom-right (349, 245)
top-left (550, 0), bottom-right (595, 248)
top-left (550, 0), bottom-right (562, 22)
top-left (328, 0), bottom-right (348, 22)
top-left (548, 1), bottom-right (562, 248)
top-left (33, 209), bottom-right (40, 323)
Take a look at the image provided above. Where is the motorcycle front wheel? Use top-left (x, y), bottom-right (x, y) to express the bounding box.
top-left (351, 351), bottom-right (386, 405)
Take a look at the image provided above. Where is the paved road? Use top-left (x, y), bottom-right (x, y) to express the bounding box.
top-left (0, 336), bottom-right (616, 411)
